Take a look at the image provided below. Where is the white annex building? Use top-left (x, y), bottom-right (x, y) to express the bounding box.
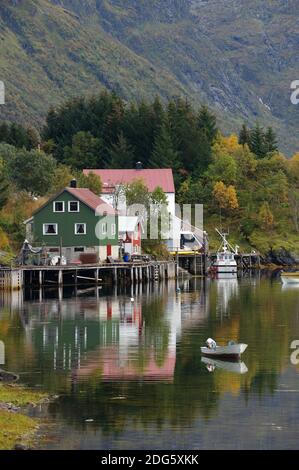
top-left (83, 166), bottom-right (175, 216)
top-left (83, 165), bottom-right (204, 252)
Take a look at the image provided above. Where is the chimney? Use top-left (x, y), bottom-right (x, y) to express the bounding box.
top-left (136, 161), bottom-right (143, 170)
top-left (70, 179), bottom-right (77, 188)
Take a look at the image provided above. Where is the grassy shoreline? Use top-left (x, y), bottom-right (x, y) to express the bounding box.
top-left (0, 383), bottom-right (48, 450)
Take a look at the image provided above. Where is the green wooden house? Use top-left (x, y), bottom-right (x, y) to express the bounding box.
top-left (25, 183), bottom-right (119, 262)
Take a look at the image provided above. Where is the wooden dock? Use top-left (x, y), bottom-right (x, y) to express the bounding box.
top-left (0, 250), bottom-right (261, 291)
top-left (0, 260), bottom-right (177, 291)
top-left (173, 250), bottom-right (260, 276)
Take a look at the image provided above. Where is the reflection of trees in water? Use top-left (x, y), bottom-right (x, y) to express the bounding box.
top-left (48, 366), bottom-right (220, 436)
top-left (3, 280), bottom-right (299, 436)
top-left (136, 297), bottom-right (170, 371)
top-left (44, 294), bottom-right (221, 433)
top-left (0, 307), bottom-right (36, 373)
top-left (209, 280), bottom-right (299, 398)
top-left (237, 281), bottom-right (295, 396)
top-left (246, 370), bottom-right (278, 398)
top-left (50, 316), bottom-right (221, 433)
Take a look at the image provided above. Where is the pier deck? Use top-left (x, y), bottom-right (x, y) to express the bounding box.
top-left (0, 260), bottom-right (176, 290)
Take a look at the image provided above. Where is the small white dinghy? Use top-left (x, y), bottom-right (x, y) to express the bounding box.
top-left (201, 338), bottom-right (248, 359)
top-left (280, 272), bottom-right (299, 285)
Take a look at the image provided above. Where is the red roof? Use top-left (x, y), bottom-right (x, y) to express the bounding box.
top-left (83, 169), bottom-right (175, 193)
top-left (66, 188), bottom-right (116, 215)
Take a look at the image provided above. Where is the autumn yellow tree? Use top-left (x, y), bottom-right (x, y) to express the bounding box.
top-left (0, 227), bottom-right (9, 250)
top-left (288, 152), bottom-right (299, 184)
top-left (213, 181), bottom-right (239, 212)
top-left (258, 202), bottom-right (274, 231)
top-left (213, 133), bottom-right (244, 157)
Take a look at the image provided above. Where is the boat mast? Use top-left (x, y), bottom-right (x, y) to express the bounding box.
top-left (215, 228), bottom-right (236, 254)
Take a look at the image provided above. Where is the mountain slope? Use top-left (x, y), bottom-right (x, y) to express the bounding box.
top-left (0, 0), bottom-right (188, 125)
top-left (0, 0), bottom-right (298, 154)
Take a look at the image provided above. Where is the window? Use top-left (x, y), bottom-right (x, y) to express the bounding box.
top-left (102, 222), bottom-right (107, 235)
top-left (74, 247), bottom-right (84, 252)
top-left (111, 223), bottom-right (116, 236)
top-left (75, 223), bottom-right (86, 235)
top-left (43, 224), bottom-right (58, 235)
top-left (68, 201), bottom-right (79, 212)
top-left (53, 201), bottom-right (64, 212)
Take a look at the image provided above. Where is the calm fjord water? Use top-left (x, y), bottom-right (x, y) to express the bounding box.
top-left (1, 276), bottom-right (299, 449)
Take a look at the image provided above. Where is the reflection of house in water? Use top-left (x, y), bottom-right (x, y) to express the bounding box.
top-left (77, 294), bottom-right (182, 383)
top-left (16, 290), bottom-right (183, 383)
top-left (0, 340), bottom-right (4, 365)
top-left (0, 291), bottom-right (24, 366)
top-left (178, 278), bottom-right (210, 330)
top-left (0, 290), bottom-right (23, 314)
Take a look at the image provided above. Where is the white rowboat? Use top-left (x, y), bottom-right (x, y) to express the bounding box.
top-left (201, 342), bottom-right (247, 358)
top-left (281, 273), bottom-right (299, 285)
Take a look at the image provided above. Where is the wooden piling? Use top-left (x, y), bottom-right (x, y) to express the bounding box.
top-left (58, 270), bottom-right (63, 286)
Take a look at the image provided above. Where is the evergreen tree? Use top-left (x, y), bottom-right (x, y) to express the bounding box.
top-left (152, 96), bottom-right (165, 124)
top-left (167, 98), bottom-right (211, 176)
top-left (103, 96), bottom-right (125, 148)
top-left (7, 122), bottom-right (28, 148)
top-left (26, 126), bottom-right (40, 150)
top-left (192, 129), bottom-right (212, 176)
top-left (249, 124), bottom-right (267, 159)
top-left (64, 131), bottom-right (103, 169)
top-left (0, 171), bottom-right (10, 209)
top-left (149, 122), bottom-right (179, 170)
top-left (197, 105), bottom-right (217, 143)
top-left (264, 127), bottom-right (278, 154)
top-left (108, 133), bottom-right (134, 169)
top-left (238, 123), bottom-right (250, 146)
top-left (0, 122), bottom-right (9, 143)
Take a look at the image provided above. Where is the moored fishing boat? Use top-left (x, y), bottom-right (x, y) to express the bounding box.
top-left (210, 229), bottom-right (238, 274)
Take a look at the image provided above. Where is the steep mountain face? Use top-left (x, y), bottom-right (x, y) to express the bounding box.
top-left (0, 0), bottom-right (298, 153)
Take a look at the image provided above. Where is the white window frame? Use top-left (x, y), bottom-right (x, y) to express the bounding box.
top-left (53, 201), bottom-right (65, 213)
top-left (111, 223), bottom-right (116, 236)
top-left (74, 223), bottom-right (86, 235)
top-left (68, 201), bottom-right (80, 212)
top-left (102, 222), bottom-right (107, 235)
top-left (43, 223), bottom-right (58, 235)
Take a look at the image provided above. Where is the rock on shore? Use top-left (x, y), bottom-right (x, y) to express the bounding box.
top-left (262, 248), bottom-right (298, 267)
top-left (0, 369), bottom-right (19, 383)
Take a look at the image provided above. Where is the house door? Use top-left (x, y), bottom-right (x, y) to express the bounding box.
top-left (65, 248), bottom-right (72, 262)
top-left (107, 245), bottom-right (112, 257)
